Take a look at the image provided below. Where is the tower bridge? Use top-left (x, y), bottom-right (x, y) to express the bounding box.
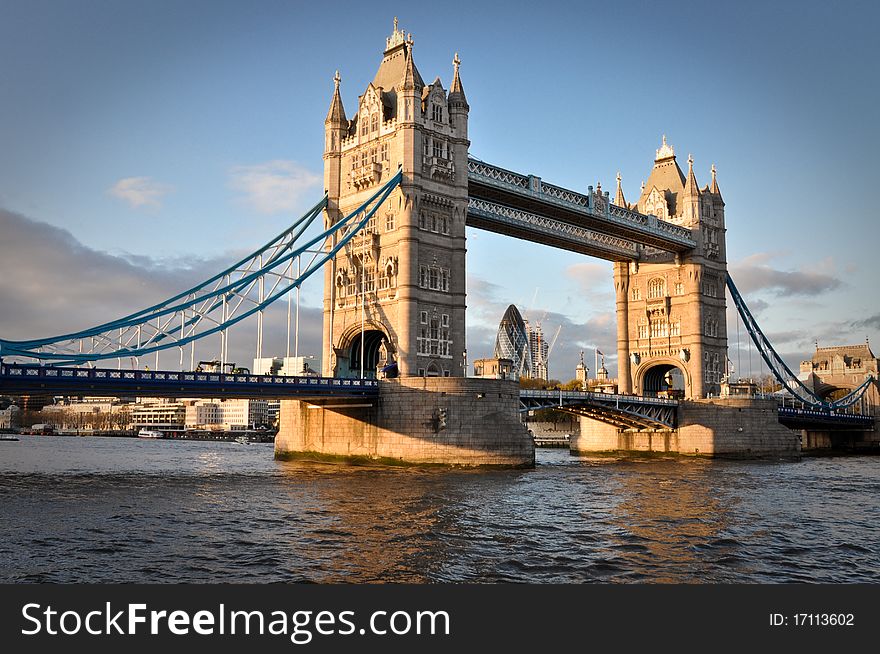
top-left (0, 19), bottom-right (875, 464)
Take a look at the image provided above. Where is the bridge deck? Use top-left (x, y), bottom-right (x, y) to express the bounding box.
top-left (520, 389), bottom-right (679, 429)
top-left (777, 405), bottom-right (875, 430)
top-left (0, 364), bottom-right (378, 400)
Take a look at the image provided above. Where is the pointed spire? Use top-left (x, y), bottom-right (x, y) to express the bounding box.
top-left (614, 171), bottom-right (627, 208)
top-left (656, 134), bottom-right (675, 160)
top-left (324, 70), bottom-right (347, 125)
top-left (385, 16), bottom-right (407, 52)
top-left (710, 163), bottom-right (721, 195)
top-left (400, 40), bottom-right (422, 91)
top-left (449, 52), bottom-right (468, 102)
top-left (684, 153), bottom-right (700, 198)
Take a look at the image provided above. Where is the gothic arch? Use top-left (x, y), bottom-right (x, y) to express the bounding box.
top-left (336, 321), bottom-right (394, 379)
top-left (635, 356), bottom-right (692, 398)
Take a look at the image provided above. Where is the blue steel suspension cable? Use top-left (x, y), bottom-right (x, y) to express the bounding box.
top-left (0, 194), bottom-right (327, 350)
top-left (0, 170), bottom-right (403, 364)
top-left (726, 274), bottom-right (873, 409)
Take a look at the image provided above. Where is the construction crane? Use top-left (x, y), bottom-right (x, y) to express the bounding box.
top-left (545, 325), bottom-right (562, 377)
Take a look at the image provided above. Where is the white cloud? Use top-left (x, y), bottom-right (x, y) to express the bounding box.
top-left (730, 252), bottom-right (842, 297)
top-left (107, 176), bottom-right (172, 208)
top-left (564, 261), bottom-right (614, 301)
top-left (229, 160), bottom-right (321, 214)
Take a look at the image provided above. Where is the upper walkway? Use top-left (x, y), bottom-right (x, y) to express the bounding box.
top-left (466, 158), bottom-right (697, 260)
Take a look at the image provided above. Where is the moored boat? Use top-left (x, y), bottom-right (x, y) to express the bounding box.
top-left (137, 429), bottom-right (165, 439)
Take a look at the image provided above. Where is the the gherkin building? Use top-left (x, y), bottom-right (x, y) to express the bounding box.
top-left (493, 304), bottom-right (532, 377)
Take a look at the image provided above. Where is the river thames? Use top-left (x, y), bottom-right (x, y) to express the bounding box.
top-left (1, 435), bottom-right (878, 583)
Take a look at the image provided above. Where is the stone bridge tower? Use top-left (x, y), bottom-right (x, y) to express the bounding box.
top-left (613, 137), bottom-right (728, 398)
top-left (322, 19), bottom-right (470, 379)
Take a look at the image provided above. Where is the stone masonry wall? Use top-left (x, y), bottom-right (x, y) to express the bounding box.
top-left (571, 397), bottom-right (800, 458)
top-left (276, 377), bottom-right (534, 467)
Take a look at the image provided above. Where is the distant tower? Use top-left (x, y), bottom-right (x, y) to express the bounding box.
top-left (494, 304), bottom-right (531, 377)
top-left (575, 351), bottom-right (588, 389)
top-left (614, 136), bottom-right (728, 398)
top-left (527, 321), bottom-right (549, 381)
top-left (322, 20), bottom-right (470, 378)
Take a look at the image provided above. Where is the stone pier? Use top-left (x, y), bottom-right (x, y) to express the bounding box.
top-left (571, 397), bottom-right (800, 458)
top-left (275, 377), bottom-right (535, 467)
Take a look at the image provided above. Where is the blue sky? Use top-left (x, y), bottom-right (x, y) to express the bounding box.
top-left (1, 0), bottom-right (878, 379)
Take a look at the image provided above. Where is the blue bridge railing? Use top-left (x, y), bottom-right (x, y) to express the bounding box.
top-left (0, 363), bottom-right (379, 399)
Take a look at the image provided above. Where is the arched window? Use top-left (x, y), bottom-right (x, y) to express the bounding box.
top-left (648, 278), bottom-right (665, 299)
top-left (370, 113), bottom-right (379, 134)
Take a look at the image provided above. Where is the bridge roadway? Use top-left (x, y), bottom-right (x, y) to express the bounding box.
top-left (520, 388), bottom-right (679, 429)
top-left (466, 158), bottom-right (697, 260)
top-left (2, 364), bottom-right (874, 431)
top-left (520, 388), bottom-right (875, 431)
top-left (0, 363), bottom-right (377, 400)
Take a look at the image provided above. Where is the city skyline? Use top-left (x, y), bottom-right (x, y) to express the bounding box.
top-left (1, 0), bottom-right (878, 381)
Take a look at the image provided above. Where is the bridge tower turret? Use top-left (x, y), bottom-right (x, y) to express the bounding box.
top-left (321, 20), bottom-right (470, 379)
top-left (614, 137), bottom-right (728, 398)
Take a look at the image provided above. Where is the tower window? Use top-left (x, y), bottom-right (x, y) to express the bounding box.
top-left (363, 269), bottom-right (375, 293)
top-left (648, 278), bottom-right (665, 299)
top-left (632, 287), bottom-right (641, 301)
top-left (674, 282), bottom-right (684, 295)
top-left (705, 317), bottom-right (719, 337)
top-left (370, 113), bottom-right (379, 134)
top-left (418, 265), bottom-right (451, 293)
top-left (432, 103), bottom-right (443, 122)
top-left (417, 314), bottom-right (453, 358)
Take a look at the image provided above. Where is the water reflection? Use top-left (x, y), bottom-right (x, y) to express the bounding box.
top-left (606, 459), bottom-right (734, 582)
top-left (0, 438), bottom-right (878, 583)
top-left (273, 462), bottom-right (505, 582)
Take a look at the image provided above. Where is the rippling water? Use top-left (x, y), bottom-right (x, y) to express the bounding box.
top-left (1, 435), bottom-right (878, 583)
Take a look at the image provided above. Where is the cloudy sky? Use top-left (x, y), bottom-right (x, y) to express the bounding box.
top-left (1, 0), bottom-right (878, 380)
